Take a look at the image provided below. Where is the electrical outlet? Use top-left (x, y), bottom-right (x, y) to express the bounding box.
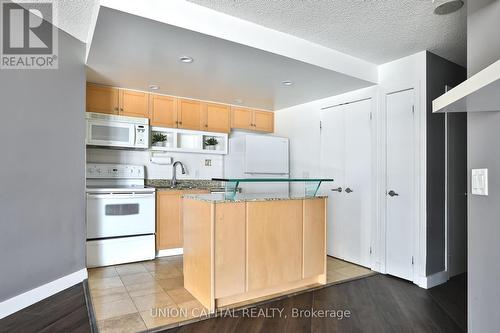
top-left (204, 159), bottom-right (212, 166)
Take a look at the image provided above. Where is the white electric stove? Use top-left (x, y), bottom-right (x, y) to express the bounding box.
top-left (86, 163), bottom-right (156, 267)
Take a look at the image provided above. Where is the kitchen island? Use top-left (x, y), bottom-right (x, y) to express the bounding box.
top-left (182, 193), bottom-right (327, 312)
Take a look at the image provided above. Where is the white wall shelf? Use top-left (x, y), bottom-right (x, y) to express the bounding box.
top-left (150, 127), bottom-right (228, 155)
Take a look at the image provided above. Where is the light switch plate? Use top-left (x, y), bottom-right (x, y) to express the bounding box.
top-left (471, 168), bottom-right (488, 196)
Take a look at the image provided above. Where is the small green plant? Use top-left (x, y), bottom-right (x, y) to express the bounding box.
top-left (204, 137), bottom-right (219, 146)
top-left (152, 132), bottom-right (167, 144)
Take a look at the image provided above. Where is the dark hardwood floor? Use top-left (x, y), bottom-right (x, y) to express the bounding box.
top-left (0, 274), bottom-right (466, 333)
top-left (0, 283), bottom-right (92, 333)
top-left (164, 274), bottom-right (467, 333)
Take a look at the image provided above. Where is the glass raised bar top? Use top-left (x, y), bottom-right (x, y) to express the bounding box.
top-left (212, 178), bottom-right (333, 200)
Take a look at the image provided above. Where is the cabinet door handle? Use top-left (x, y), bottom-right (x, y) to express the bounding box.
top-left (114, 107), bottom-right (118, 111)
top-left (179, 121), bottom-right (182, 125)
top-left (120, 108), bottom-right (123, 111)
top-left (205, 124), bottom-right (208, 128)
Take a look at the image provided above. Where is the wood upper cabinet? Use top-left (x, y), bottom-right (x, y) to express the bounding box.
top-left (231, 107), bottom-right (253, 130)
top-left (149, 94), bottom-right (178, 127)
top-left (202, 103), bottom-right (231, 133)
top-left (86, 84), bottom-right (119, 114)
top-left (119, 89), bottom-right (149, 118)
top-left (86, 84), bottom-right (148, 118)
top-left (177, 99), bottom-right (202, 130)
top-left (156, 190), bottom-right (209, 251)
top-left (87, 83), bottom-right (273, 133)
top-left (231, 107), bottom-right (274, 133)
top-left (253, 110), bottom-right (274, 132)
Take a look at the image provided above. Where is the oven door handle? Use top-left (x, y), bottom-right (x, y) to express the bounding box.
top-left (87, 193), bottom-right (155, 200)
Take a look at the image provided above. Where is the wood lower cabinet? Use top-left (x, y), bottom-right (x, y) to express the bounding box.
top-left (231, 107), bottom-right (274, 133)
top-left (177, 99), bottom-right (202, 130)
top-left (149, 94), bottom-right (178, 127)
top-left (119, 89), bottom-right (149, 118)
top-left (86, 84), bottom-right (119, 114)
top-left (203, 103), bottom-right (231, 133)
top-left (156, 190), bottom-right (209, 251)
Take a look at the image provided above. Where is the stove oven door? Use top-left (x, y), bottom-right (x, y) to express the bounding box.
top-left (86, 192), bottom-right (155, 239)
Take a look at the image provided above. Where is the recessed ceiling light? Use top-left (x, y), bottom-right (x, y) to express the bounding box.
top-left (179, 56), bottom-right (194, 63)
top-left (434, 0), bottom-right (464, 15)
top-left (148, 85), bottom-right (160, 90)
top-left (233, 99), bottom-right (243, 104)
top-left (282, 80), bottom-right (294, 86)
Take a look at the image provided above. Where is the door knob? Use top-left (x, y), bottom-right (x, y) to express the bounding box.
top-left (388, 190), bottom-right (399, 197)
top-left (331, 187), bottom-right (342, 192)
top-left (345, 187), bottom-right (353, 193)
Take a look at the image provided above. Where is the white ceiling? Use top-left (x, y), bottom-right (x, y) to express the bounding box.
top-left (86, 7), bottom-right (373, 110)
top-left (187, 0), bottom-right (467, 66)
top-left (15, 0), bottom-right (99, 43)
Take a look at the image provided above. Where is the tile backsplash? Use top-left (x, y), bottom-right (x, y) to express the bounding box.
top-left (86, 148), bottom-right (224, 180)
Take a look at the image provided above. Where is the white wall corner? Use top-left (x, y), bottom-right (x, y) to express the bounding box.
top-left (85, 1), bottom-right (101, 62)
top-left (0, 268), bottom-right (88, 319)
top-left (416, 270), bottom-right (449, 289)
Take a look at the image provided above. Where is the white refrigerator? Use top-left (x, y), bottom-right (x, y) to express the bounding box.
top-left (224, 135), bottom-right (289, 194)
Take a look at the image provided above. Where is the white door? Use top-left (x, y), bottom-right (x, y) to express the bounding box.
top-left (385, 89), bottom-right (415, 281)
top-left (321, 99), bottom-right (372, 267)
top-left (344, 99), bottom-right (372, 267)
top-left (321, 104), bottom-right (346, 258)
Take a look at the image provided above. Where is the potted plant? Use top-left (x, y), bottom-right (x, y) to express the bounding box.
top-left (152, 133), bottom-right (168, 147)
top-left (204, 137), bottom-right (219, 150)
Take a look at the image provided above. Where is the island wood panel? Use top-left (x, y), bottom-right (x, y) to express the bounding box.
top-left (149, 94), bottom-right (178, 127)
top-left (86, 84), bottom-right (119, 114)
top-left (183, 199), bottom-right (214, 311)
top-left (303, 198), bottom-right (327, 279)
top-left (179, 190), bottom-right (209, 245)
top-left (119, 89), bottom-right (149, 118)
top-left (246, 200), bottom-right (303, 291)
top-left (214, 202), bottom-right (246, 298)
top-left (156, 190), bottom-right (209, 251)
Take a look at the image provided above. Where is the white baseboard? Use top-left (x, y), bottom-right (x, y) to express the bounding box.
top-left (156, 248), bottom-right (183, 257)
top-left (416, 270), bottom-right (449, 289)
top-left (0, 268), bottom-right (88, 319)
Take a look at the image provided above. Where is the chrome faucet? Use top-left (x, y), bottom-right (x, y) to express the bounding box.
top-left (171, 161), bottom-right (186, 188)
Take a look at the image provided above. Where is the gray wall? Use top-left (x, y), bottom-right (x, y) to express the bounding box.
top-left (467, 0), bottom-right (500, 331)
top-left (425, 52), bottom-right (466, 276)
top-left (467, 0), bottom-right (500, 76)
top-left (0, 28), bottom-right (86, 302)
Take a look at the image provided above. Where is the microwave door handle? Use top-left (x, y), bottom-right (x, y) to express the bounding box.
top-left (132, 125), bottom-right (137, 146)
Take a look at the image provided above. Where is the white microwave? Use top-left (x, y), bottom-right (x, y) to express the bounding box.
top-left (86, 112), bottom-right (149, 149)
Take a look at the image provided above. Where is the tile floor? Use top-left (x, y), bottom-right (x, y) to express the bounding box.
top-left (88, 256), bottom-right (374, 332)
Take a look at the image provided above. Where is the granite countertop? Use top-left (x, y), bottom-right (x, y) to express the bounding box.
top-left (146, 179), bottom-right (225, 192)
top-left (183, 193), bottom-right (327, 203)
